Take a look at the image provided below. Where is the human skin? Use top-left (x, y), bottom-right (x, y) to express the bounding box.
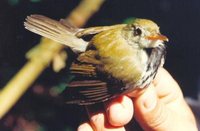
top-left (77, 68), bottom-right (198, 131)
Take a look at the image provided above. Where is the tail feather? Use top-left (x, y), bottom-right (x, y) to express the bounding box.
top-left (24, 15), bottom-right (88, 52)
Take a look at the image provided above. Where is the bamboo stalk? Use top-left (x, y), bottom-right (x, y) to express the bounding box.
top-left (0, 0), bottom-right (105, 119)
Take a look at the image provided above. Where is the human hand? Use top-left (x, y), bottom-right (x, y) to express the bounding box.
top-left (78, 68), bottom-right (198, 131)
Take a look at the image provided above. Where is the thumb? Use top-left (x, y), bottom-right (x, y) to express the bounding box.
top-left (133, 84), bottom-right (173, 131)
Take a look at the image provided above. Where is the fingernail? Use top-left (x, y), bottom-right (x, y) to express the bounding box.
top-left (77, 125), bottom-right (85, 131)
top-left (78, 123), bottom-right (92, 131)
top-left (91, 113), bottom-right (104, 123)
top-left (143, 86), bottom-right (157, 111)
top-left (77, 125), bottom-right (84, 131)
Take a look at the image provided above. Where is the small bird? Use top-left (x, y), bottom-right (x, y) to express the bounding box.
top-left (24, 15), bottom-right (168, 105)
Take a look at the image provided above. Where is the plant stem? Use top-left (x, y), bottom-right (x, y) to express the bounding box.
top-left (0, 0), bottom-right (105, 119)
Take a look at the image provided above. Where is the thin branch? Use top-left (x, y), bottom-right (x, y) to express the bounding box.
top-left (0, 0), bottom-right (105, 119)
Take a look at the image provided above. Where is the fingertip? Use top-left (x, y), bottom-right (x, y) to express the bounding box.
top-left (106, 96), bottom-right (134, 126)
top-left (78, 123), bottom-right (93, 131)
top-left (88, 112), bottom-right (126, 130)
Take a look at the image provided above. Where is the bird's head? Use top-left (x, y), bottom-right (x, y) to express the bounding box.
top-left (122, 18), bottom-right (168, 49)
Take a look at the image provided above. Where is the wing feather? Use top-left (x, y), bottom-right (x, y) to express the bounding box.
top-left (64, 80), bottom-right (115, 105)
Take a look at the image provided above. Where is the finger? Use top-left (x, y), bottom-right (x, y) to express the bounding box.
top-left (105, 96), bottom-right (134, 126)
top-left (133, 84), bottom-right (197, 131)
top-left (90, 113), bottom-right (126, 131)
top-left (152, 68), bottom-right (194, 119)
top-left (78, 123), bottom-right (93, 131)
top-left (154, 68), bottom-right (196, 124)
top-left (133, 84), bottom-right (175, 130)
top-left (86, 106), bottom-right (126, 131)
top-left (153, 68), bottom-right (183, 103)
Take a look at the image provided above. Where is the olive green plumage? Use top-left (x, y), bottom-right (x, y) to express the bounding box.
top-left (24, 15), bottom-right (168, 105)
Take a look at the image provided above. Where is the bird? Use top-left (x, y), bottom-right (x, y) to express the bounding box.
top-left (24, 15), bottom-right (168, 105)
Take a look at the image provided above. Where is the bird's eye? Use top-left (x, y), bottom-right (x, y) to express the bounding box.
top-left (133, 27), bottom-right (142, 36)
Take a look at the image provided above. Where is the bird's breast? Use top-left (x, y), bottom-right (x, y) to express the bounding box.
top-left (91, 28), bottom-right (148, 85)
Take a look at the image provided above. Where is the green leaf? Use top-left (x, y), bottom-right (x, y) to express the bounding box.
top-left (30, 0), bottom-right (41, 2)
top-left (8, 0), bottom-right (19, 6)
top-left (123, 17), bottom-right (137, 24)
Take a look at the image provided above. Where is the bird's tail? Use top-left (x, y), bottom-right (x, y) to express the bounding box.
top-left (24, 15), bottom-right (88, 52)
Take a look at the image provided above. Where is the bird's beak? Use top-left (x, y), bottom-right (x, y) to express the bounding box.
top-left (147, 34), bottom-right (168, 42)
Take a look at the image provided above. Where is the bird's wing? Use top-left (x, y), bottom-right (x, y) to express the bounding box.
top-left (24, 14), bottom-right (88, 52)
top-left (75, 24), bottom-right (125, 37)
top-left (65, 80), bottom-right (116, 105)
top-left (63, 50), bottom-right (123, 105)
